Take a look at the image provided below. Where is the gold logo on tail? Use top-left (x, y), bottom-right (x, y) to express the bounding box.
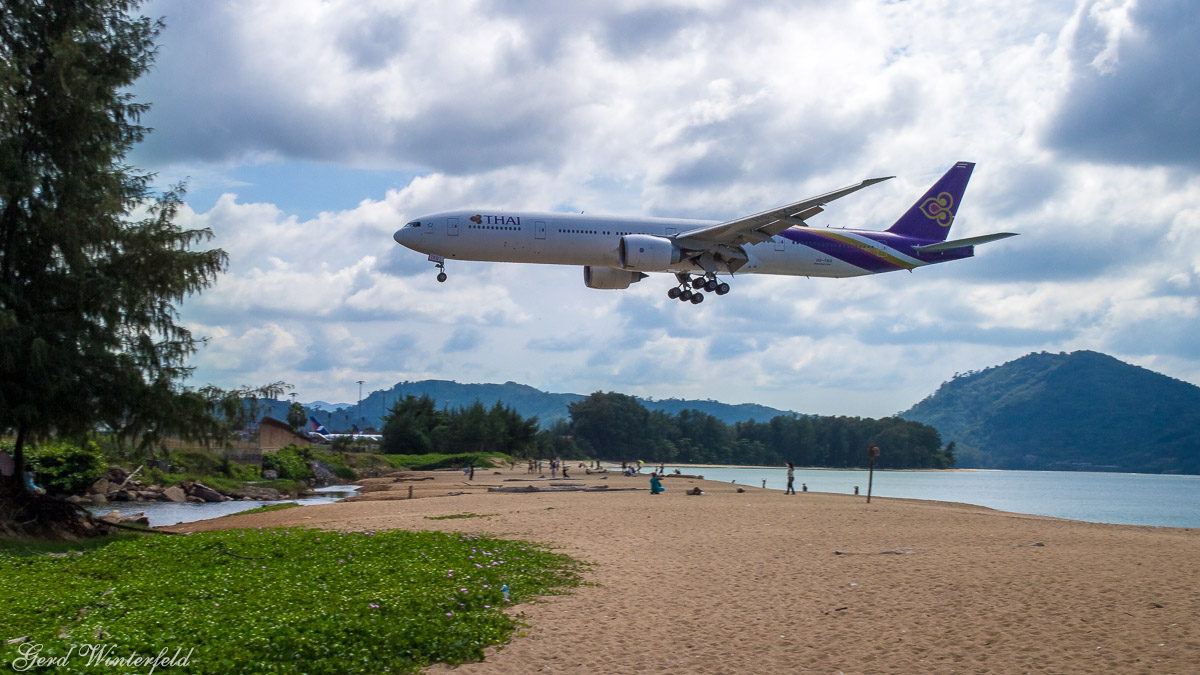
top-left (920, 192), bottom-right (954, 227)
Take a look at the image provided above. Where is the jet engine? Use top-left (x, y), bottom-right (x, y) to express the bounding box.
top-left (583, 266), bottom-right (648, 290)
top-left (619, 234), bottom-right (680, 272)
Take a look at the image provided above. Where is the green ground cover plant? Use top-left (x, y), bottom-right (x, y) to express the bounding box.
top-left (424, 513), bottom-right (498, 521)
top-left (1, 528), bottom-right (581, 673)
top-left (220, 503), bottom-right (300, 517)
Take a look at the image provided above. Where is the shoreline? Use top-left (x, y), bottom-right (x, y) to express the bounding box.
top-left (167, 467), bottom-right (1200, 673)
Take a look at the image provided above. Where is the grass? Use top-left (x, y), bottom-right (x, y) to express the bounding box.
top-left (424, 513), bottom-right (498, 521)
top-left (220, 503), bottom-right (301, 517)
top-left (1, 528), bottom-right (581, 673)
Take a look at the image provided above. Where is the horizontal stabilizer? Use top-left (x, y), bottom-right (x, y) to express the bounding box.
top-left (914, 232), bottom-right (1018, 252)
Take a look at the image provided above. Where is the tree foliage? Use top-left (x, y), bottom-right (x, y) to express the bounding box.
top-left (561, 392), bottom-right (953, 469)
top-left (380, 396), bottom-right (539, 457)
top-left (0, 1), bottom-right (241, 531)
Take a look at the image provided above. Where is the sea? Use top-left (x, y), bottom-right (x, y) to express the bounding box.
top-left (90, 470), bottom-right (1200, 530)
top-left (662, 466), bottom-right (1200, 529)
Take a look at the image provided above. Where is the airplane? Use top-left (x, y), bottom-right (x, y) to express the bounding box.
top-left (392, 162), bottom-right (1016, 304)
top-left (307, 416), bottom-right (381, 442)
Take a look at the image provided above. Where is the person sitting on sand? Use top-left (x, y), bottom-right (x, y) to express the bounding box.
top-left (649, 473), bottom-right (664, 495)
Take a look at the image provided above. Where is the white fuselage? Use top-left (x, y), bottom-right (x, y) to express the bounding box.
top-left (393, 210), bottom-right (929, 278)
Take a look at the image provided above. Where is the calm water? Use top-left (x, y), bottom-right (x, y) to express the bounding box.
top-left (87, 484), bottom-right (360, 527)
top-left (663, 466), bottom-right (1200, 529)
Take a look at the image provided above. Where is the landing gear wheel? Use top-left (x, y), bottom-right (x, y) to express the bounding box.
top-left (691, 277), bottom-right (706, 289)
top-left (704, 279), bottom-right (718, 292)
top-left (680, 289), bottom-right (693, 301)
top-left (716, 282), bottom-right (730, 295)
top-left (690, 292), bottom-right (704, 304)
top-left (436, 271), bottom-right (447, 283)
top-left (667, 287), bottom-right (681, 299)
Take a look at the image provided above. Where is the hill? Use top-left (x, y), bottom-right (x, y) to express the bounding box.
top-left (899, 351), bottom-right (1200, 474)
top-left (275, 380), bottom-right (796, 432)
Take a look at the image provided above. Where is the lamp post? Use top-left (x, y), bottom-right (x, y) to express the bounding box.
top-left (357, 380), bottom-right (364, 428)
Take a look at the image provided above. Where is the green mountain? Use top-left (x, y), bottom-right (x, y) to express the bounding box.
top-left (899, 351), bottom-right (1200, 474)
top-left (287, 380), bottom-right (794, 432)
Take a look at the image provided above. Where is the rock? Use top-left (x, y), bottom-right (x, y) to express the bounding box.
top-left (121, 511), bottom-right (150, 527)
top-left (163, 486), bottom-right (186, 503)
top-left (99, 510), bottom-right (123, 525)
top-left (66, 495), bottom-right (89, 504)
top-left (311, 461), bottom-right (337, 486)
top-left (110, 490), bottom-right (132, 501)
top-left (89, 478), bottom-right (110, 495)
top-left (261, 469), bottom-right (278, 480)
top-left (137, 490), bottom-right (161, 501)
top-left (187, 482), bottom-right (224, 503)
top-left (186, 495), bottom-right (205, 503)
top-left (91, 493), bottom-right (107, 506)
top-left (232, 485), bottom-right (284, 501)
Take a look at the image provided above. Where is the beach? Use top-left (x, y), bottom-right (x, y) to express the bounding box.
top-left (168, 466), bottom-right (1200, 673)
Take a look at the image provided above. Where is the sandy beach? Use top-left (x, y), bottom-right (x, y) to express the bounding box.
top-left (167, 466), bottom-right (1200, 673)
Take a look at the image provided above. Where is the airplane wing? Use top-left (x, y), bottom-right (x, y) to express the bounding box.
top-left (673, 176), bottom-right (894, 249)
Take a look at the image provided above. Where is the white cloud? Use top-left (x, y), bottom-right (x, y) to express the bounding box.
top-left (118, 0), bottom-right (1200, 412)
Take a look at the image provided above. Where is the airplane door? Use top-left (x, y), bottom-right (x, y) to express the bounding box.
top-left (535, 220), bottom-right (547, 239)
top-left (774, 236), bottom-right (785, 252)
top-left (447, 217), bottom-right (459, 236)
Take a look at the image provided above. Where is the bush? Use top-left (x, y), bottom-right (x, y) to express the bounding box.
top-left (23, 440), bottom-right (107, 494)
top-left (262, 445), bottom-right (314, 481)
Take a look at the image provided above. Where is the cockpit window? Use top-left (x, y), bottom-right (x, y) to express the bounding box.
top-left (407, 221), bottom-right (421, 227)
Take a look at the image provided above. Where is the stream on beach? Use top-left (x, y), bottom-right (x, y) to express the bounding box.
top-left (85, 484), bottom-right (361, 527)
top-left (666, 466), bottom-right (1200, 528)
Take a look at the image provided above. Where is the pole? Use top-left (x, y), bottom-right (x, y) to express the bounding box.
top-left (357, 380), bottom-right (364, 428)
top-left (867, 445), bottom-right (880, 503)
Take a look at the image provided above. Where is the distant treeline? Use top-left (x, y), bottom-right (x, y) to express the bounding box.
top-left (382, 391), bottom-right (953, 469)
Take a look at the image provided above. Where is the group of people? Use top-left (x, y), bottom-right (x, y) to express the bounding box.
top-left (524, 457), bottom-right (570, 478)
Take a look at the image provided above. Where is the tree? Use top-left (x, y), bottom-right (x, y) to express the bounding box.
top-left (0, 1), bottom-right (226, 533)
top-left (286, 401), bottom-right (307, 430)
top-left (380, 395), bottom-right (442, 454)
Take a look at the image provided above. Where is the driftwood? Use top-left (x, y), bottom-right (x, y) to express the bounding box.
top-left (662, 473), bottom-right (704, 479)
top-left (487, 485), bottom-right (639, 494)
top-left (116, 465), bottom-right (143, 492)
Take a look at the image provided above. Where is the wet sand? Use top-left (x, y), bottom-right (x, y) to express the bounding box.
top-left (167, 466), bottom-right (1200, 674)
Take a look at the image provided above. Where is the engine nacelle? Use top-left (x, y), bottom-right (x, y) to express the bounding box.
top-left (619, 234), bottom-right (680, 272)
top-left (583, 266), bottom-right (647, 290)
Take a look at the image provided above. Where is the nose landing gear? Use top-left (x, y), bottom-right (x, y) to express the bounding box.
top-left (428, 255), bottom-right (447, 283)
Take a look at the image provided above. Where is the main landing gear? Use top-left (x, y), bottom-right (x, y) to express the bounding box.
top-left (667, 273), bottom-right (730, 304)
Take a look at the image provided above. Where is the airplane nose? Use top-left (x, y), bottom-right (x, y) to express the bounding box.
top-left (393, 228), bottom-right (409, 246)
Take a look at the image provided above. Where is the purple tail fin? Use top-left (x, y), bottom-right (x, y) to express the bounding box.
top-left (886, 161), bottom-right (974, 242)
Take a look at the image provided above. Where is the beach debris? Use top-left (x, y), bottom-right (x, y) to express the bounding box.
top-left (1032, 542), bottom-right (1045, 547)
top-left (736, 488), bottom-right (746, 493)
top-left (834, 549), bottom-right (916, 555)
top-left (687, 487), bottom-right (704, 495)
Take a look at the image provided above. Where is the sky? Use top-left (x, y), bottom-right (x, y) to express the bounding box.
top-left (128, 0), bottom-right (1200, 418)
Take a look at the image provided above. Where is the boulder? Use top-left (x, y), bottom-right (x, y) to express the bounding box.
top-left (99, 510), bottom-right (123, 525)
top-left (91, 493), bottom-right (107, 506)
top-left (231, 485), bottom-right (284, 501)
top-left (138, 490), bottom-right (163, 501)
top-left (187, 482), bottom-right (224, 503)
top-left (89, 478), bottom-right (110, 495)
top-left (162, 486), bottom-right (186, 503)
top-left (186, 495), bottom-right (205, 503)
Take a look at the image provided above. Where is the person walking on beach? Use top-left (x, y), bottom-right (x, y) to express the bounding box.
top-left (785, 462), bottom-right (796, 495)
